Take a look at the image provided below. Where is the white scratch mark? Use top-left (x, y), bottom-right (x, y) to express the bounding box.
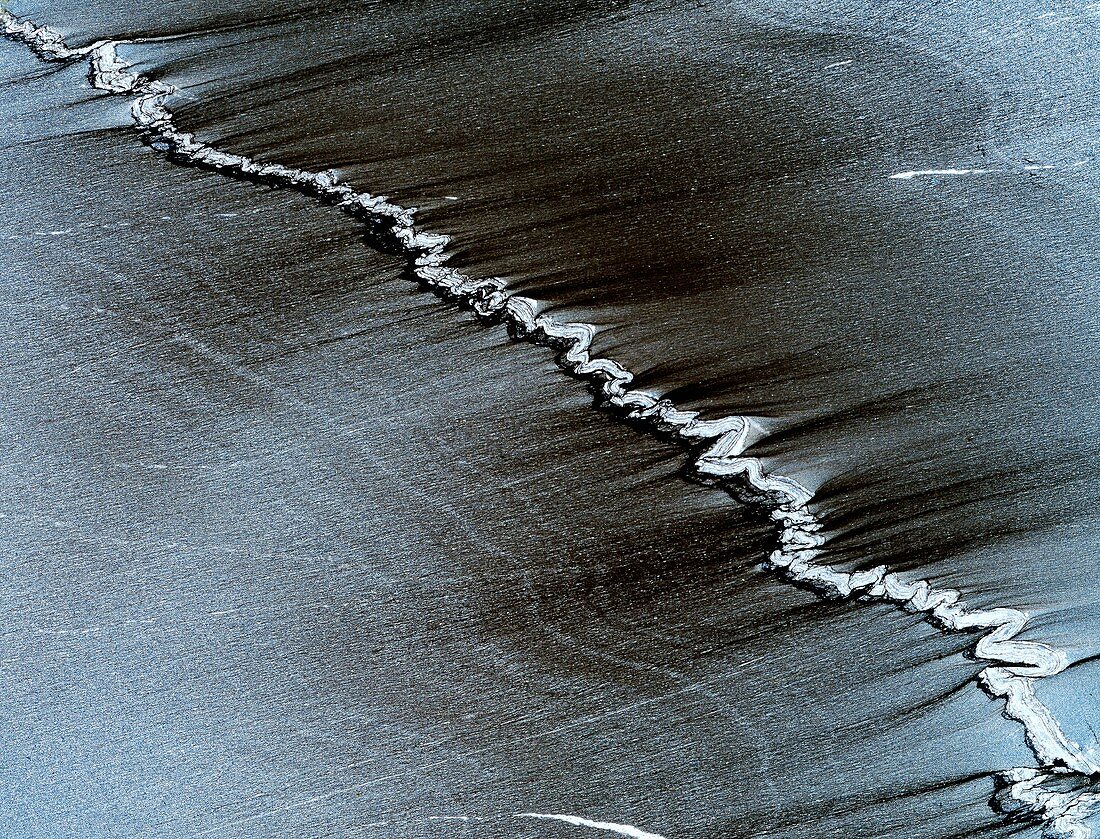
top-left (516, 813), bottom-right (666, 839)
top-left (888, 167), bottom-right (991, 180)
top-left (823, 59), bottom-right (853, 70)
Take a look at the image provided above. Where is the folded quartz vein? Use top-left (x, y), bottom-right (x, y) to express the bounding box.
top-left (4, 11), bottom-right (1097, 836)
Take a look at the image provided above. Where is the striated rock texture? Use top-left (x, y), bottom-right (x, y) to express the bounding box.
top-left (1, 2), bottom-right (1098, 838)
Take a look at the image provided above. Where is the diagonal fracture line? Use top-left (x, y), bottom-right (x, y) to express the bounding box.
top-left (3, 10), bottom-right (1098, 837)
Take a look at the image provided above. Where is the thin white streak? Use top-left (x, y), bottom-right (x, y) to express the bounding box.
top-left (823, 59), bottom-right (853, 69)
top-left (516, 813), bottom-right (666, 839)
top-left (3, 12), bottom-right (1097, 837)
top-left (888, 167), bottom-right (991, 180)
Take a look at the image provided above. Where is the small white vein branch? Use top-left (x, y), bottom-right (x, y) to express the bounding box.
top-left (4, 12), bottom-right (1098, 837)
top-left (516, 813), bottom-right (667, 839)
top-left (888, 167), bottom-right (991, 180)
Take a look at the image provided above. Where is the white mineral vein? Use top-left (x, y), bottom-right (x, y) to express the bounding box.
top-left (3, 11), bottom-right (1097, 836)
